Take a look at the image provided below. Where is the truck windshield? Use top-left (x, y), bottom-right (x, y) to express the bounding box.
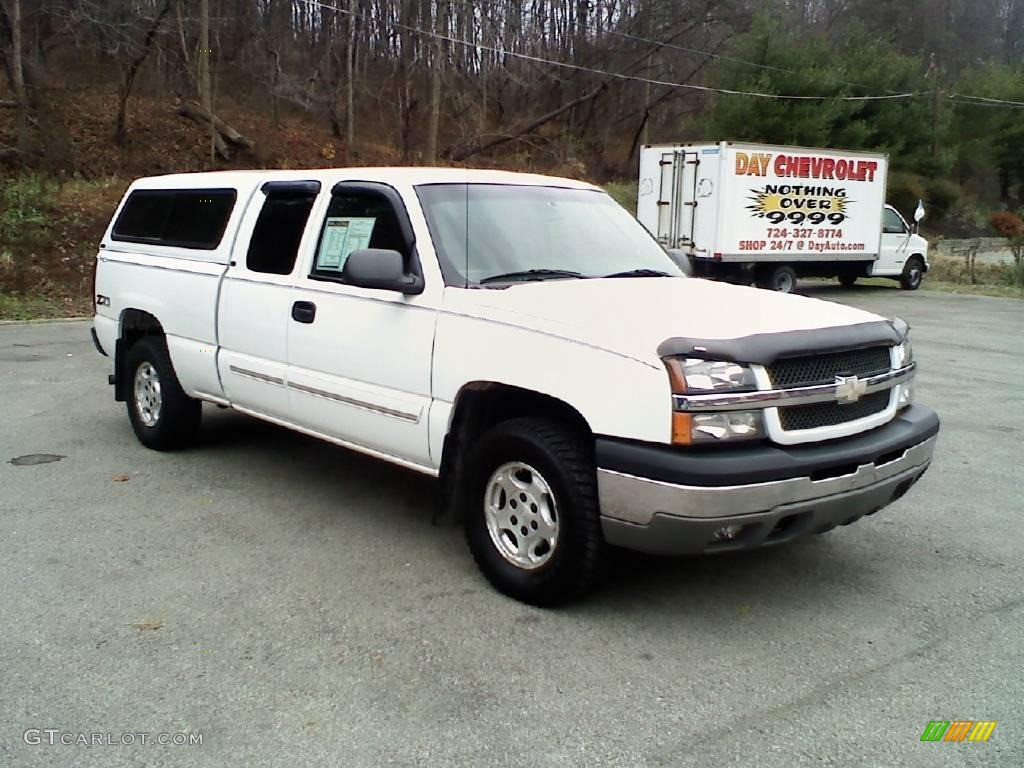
top-left (415, 183), bottom-right (682, 286)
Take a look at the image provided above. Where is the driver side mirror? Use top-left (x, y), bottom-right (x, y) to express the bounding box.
top-left (913, 199), bottom-right (926, 233)
top-left (341, 248), bottom-right (424, 295)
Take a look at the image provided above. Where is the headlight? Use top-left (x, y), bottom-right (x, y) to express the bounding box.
top-left (664, 357), bottom-right (756, 393)
top-left (664, 357), bottom-right (763, 444)
top-left (672, 410), bottom-right (766, 445)
top-left (893, 339), bottom-right (914, 368)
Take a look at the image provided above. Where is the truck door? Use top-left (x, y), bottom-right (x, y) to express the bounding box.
top-left (875, 204), bottom-right (911, 275)
top-left (217, 181), bottom-right (320, 419)
top-left (656, 150), bottom-right (700, 250)
top-left (285, 181), bottom-right (437, 469)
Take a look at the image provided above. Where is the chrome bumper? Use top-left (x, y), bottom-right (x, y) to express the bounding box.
top-left (597, 435), bottom-right (936, 555)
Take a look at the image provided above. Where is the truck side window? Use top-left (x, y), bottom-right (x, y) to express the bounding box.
top-left (882, 208), bottom-right (907, 234)
top-left (311, 192), bottom-right (408, 279)
top-left (112, 188), bottom-right (236, 249)
top-left (246, 192), bottom-right (317, 275)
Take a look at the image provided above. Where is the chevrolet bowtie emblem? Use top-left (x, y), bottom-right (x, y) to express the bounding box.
top-left (835, 374), bottom-right (868, 404)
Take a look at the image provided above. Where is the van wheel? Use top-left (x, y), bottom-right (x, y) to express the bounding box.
top-left (900, 256), bottom-right (925, 290)
top-left (838, 274), bottom-right (858, 288)
top-left (757, 265), bottom-right (797, 293)
top-left (463, 418), bottom-right (605, 606)
top-left (125, 336), bottom-right (201, 450)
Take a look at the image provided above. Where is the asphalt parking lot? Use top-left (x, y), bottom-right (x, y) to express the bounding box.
top-left (2, 284), bottom-right (1022, 767)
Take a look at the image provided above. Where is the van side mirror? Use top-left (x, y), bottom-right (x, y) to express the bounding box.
top-left (341, 248), bottom-right (424, 294)
top-left (666, 248), bottom-right (693, 276)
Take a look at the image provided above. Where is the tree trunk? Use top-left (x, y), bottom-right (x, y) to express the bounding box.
top-left (114, 0), bottom-right (172, 146)
top-left (398, 0), bottom-right (416, 162)
top-left (177, 100), bottom-right (253, 147)
top-left (443, 83), bottom-right (607, 162)
top-left (199, 0), bottom-right (214, 163)
top-left (5, 0), bottom-right (30, 153)
top-left (345, 0), bottom-right (355, 151)
top-left (425, 1), bottom-right (446, 164)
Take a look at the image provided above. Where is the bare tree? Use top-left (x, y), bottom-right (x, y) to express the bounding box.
top-left (1, 0), bottom-right (30, 153)
top-left (115, 0), bottom-right (173, 146)
top-left (199, 0), bottom-right (214, 162)
top-left (345, 0), bottom-right (355, 149)
top-left (425, 0), bottom-right (446, 163)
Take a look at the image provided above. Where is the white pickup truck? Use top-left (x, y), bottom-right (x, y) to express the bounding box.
top-left (91, 168), bottom-right (939, 605)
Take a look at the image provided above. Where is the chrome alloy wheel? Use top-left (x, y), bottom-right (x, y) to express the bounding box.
top-left (484, 461), bottom-right (559, 570)
top-left (133, 361), bottom-right (162, 427)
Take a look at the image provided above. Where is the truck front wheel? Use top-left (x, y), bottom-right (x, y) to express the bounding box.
top-left (757, 264), bottom-right (798, 293)
top-left (125, 336), bottom-right (202, 450)
top-left (900, 256), bottom-right (925, 290)
top-left (462, 418), bottom-right (605, 605)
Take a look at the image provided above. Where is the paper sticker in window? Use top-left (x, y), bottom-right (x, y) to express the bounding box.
top-left (316, 216), bottom-right (376, 270)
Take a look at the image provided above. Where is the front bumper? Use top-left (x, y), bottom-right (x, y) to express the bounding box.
top-left (596, 405), bottom-right (939, 555)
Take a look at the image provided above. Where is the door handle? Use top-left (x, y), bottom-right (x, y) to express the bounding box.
top-left (291, 301), bottom-right (316, 324)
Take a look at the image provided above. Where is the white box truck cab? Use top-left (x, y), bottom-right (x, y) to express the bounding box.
top-left (637, 142), bottom-right (930, 292)
top-left (91, 168), bottom-right (939, 605)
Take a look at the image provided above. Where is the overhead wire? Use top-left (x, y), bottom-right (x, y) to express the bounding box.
top-left (295, 0), bottom-right (923, 102)
top-left (295, 0), bottom-right (1024, 109)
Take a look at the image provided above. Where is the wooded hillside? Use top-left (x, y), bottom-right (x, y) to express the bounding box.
top-left (3, 1), bottom-right (1024, 214)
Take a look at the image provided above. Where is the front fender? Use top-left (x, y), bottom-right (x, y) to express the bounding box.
top-left (431, 311), bottom-right (672, 444)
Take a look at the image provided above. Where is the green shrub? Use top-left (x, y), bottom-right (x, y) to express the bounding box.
top-left (603, 180), bottom-right (638, 212)
top-left (924, 178), bottom-right (961, 221)
top-left (0, 175), bottom-right (56, 244)
top-left (887, 173), bottom-right (960, 223)
top-left (930, 253), bottom-right (1023, 287)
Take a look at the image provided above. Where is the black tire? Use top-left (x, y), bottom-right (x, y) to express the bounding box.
top-left (900, 256), bottom-right (925, 290)
top-left (462, 418), bottom-right (605, 606)
top-left (838, 274), bottom-right (858, 288)
top-left (756, 264), bottom-right (797, 293)
top-left (125, 336), bottom-right (202, 450)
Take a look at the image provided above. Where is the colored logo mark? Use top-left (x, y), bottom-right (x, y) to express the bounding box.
top-left (920, 720), bottom-right (997, 742)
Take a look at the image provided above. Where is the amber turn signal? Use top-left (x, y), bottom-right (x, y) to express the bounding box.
top-left (671, 412), bottom-right (693, 445)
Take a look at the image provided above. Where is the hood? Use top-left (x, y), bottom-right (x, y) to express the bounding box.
top-left (446, 277), bottom-right (887, 367)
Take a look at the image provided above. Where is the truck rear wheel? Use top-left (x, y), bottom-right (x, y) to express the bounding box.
top-left (463, 418), bottom-right (605, 606)
top-left (125, 336), bottom-right (201, 450)
top-left (838, 274), bottom-right (857, 288)
top-left (900, 256), bottom-right (925, 290)
top-left (757, 265), bottom-right (797, 293)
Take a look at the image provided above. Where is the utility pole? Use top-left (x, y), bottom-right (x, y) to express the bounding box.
top-left (926, 52), bottom-right (940, 162)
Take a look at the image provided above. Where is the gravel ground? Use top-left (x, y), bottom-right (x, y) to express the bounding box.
top-left (1, 284), bottom-right (1022, 767)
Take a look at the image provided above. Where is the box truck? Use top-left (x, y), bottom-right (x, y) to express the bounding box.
top-left (637, 142), bottom-right (929, 292)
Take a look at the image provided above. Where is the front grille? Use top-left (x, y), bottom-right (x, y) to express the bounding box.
top-left (779, 390), bottom-right (891, 431)
top-left (766, 346), bottom-right (891, 389)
